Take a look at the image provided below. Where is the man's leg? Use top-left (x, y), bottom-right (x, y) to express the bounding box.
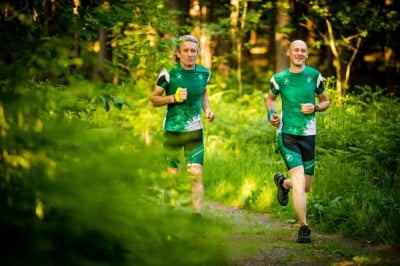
top-left (288, 166), bottom-right (307, 227)
top-left (183, 130), bottom-right (204, 214)
top-left (164, 140), bottom-right (180, 207)
top-left (285, 167), bottom-right (313, 243)
top-left (187, 163), bottom-right (204, 214)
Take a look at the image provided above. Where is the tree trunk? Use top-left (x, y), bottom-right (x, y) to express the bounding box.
top-left (189, 0), bottom-right (212, 69)
top-left (200, 5), bottom-right (212, 69)
top-left (95, 28), bottom-right (112, 81)
top-left (73, 0), bottom-right (81, 64)
top-left (166, 0), bottom-right (191, 27)
top-left (384, 0), bottom-right (397, 95)
top-left (237, 0), bottom-right (248, 97)
top-left (230, 0), bottom-right (241, 96)
top-left (343, 36), bottom-right (361, 88)
top-left (325, 19), bottom-right (343, 99)
top-left (275, 0), bottom-right (290, 72)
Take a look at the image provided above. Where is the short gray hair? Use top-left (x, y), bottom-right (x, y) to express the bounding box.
top-left (174, 34), bottom-right (199, 63)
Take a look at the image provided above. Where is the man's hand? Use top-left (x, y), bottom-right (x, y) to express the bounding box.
top-left (174, 87), bottom-right (187, 103)
top-left (205, 110), bottom-right (215, 122)
top-left (270, 113), bottom-right (280, 128)
top-left (268, 109), bottom-right (280, 128)
top-left (300, 103), bottom-right (315, 114)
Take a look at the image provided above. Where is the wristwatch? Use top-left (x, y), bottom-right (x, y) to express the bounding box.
top-left (314, 104), bottom-right (320, 112)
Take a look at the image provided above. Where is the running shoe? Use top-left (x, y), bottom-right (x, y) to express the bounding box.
top-left (274, 173), bottom-right (289, 206)
top-left (297, 225), bottom-right (312, 243)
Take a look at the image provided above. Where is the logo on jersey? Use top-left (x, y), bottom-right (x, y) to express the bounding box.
top-left (285, 154), bottom-right (293, 163)
top-left (307, 77), bottom-right (312, 83)
top-left (284, 78), bottom-right (289, 85)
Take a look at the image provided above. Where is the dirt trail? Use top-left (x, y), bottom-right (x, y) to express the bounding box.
top-left (203, 201), bottom-right (400, 266)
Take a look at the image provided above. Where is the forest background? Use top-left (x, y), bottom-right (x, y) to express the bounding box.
top-left (1, 0), bottom-right (399, 265)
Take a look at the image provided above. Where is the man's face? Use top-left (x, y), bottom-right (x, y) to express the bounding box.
top-left (177, 41), bottom-right (198, 69)
top-left (287, 41), bottom-right (308, 67)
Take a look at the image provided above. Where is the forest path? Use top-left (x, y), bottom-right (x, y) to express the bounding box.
top-left (202, 201), bottom-right (400, 266)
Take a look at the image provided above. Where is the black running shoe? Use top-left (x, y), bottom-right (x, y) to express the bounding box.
top-left (297, 225), bottom-right (311, 243)
top-left (274, 173), bottom-right (289, 206)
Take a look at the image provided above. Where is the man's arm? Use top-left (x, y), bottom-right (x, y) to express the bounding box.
top-left (202, 89), bottom-right (215, 122)
top-left (266, 90), bottom-right (278, 111)
top-left (266, 91), bottom-right (280, 127)
top-left (149, 86), bottom-right (175, 107)
top-left (315, 91), bottom-right (330, 112)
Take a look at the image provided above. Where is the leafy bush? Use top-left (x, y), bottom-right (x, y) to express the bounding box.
top-left (308, 86), bottom-right (400, 245)
top-left (0, 81), bottom-right (228, 265)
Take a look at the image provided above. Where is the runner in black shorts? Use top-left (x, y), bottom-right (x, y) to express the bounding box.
top-left (149, 35), bottom-right (215, 218)
top-left (278, 134), bottom-right (315, 176)
top-left (266, 40), bottom-right (330, 243)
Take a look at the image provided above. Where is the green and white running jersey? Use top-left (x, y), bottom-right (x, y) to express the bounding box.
top-left (270, 66), bottom-right (325, 136)
top-left (157, 63), bottom-right (210, 132)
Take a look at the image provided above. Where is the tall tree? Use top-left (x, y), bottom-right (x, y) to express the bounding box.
top-left (302, 0), bottom-right (398, 98)
top-left (274, 0), bottom-right (291, 72)
top-left (230, 0), bottom-right (249, 97)
top-left (383, 0), bottom-right (398, 95)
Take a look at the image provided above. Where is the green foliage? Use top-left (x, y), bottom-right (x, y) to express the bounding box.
top-left (306, 86), bottom-right (400, 245)
top-left (0, 0), bottom-right (184, 85)
top-left (2, 1), bottom-right (400, 260)
top-left (1, 75), bottom-right (400, 266)
top-left (0, 81), bottom-right (229, 265)
top-left (202, 89), bottom-right (283, 211)
top-left (309, 0), bottom-right (389, 31)
top-left (201, 80), bottom-right (400, 246)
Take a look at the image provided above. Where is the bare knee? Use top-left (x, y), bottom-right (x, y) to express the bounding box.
top-left (188, 163), bottom-right (202, 179)
top-left (289, 166), bottom-right (305, 190)
top-left (188, 164), bottom-right (204, 196)
top-left (167, 167), bottom-right (179, 175)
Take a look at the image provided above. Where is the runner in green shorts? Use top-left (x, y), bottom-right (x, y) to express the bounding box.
top-left (149, 34), bottom-right (215, 218)
top-left (164, 130), bottom-right (204, 168)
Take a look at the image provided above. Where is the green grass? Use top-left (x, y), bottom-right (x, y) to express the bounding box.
top-left (201, 201), bottom-right (399, 265)
top-left (202, 86), bottom-right (400, 246)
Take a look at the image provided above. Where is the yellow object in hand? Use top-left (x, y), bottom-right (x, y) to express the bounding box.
top-left (174, 87), bottom-right (184, 103)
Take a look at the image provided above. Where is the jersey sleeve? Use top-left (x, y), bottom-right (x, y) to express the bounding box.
top-left (270, 75), bottom-right (280, 95)
top-left (315, 73), bottom-right (325, 95)
top-left (156, 68), bottom-right (170, 89)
